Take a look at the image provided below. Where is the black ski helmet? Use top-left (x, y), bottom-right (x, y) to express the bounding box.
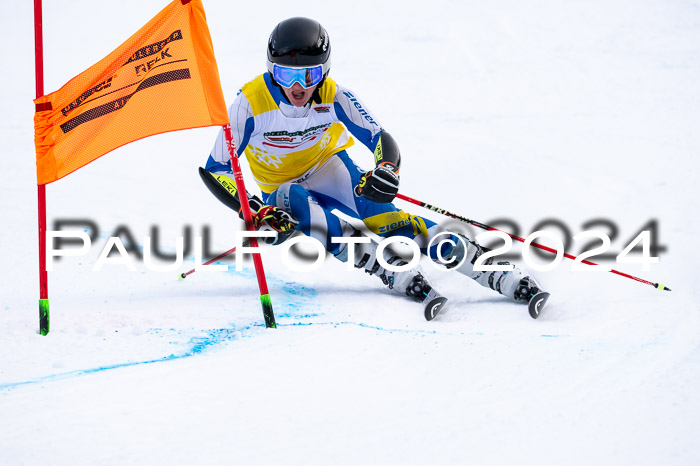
top-left (266, 17), bottom-right (331, 76)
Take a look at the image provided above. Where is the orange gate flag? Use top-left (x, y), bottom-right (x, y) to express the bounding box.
top-left (34, 0), bottom-right (229, 185)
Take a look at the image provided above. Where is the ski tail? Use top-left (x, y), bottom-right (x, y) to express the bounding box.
top-left (528, 291), bottom-right (550, 319)
top-left (424, 296), bottom-right (448, 321)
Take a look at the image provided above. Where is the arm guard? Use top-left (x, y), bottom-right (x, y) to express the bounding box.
top-left (374, 131), bottom-right (401, 170)
top-left (198, 167), bottom-right (264, 216)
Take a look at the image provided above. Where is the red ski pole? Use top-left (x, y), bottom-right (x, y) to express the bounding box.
top-left (396, 193), bottom-right (670, 291)
top-left (222, 124), bottom-right (277, 328)
top-left (178, 240), bottom-right (250, 280)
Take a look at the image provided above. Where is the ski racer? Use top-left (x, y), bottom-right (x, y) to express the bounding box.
top-left (201, 17), bottom-right (548, 319)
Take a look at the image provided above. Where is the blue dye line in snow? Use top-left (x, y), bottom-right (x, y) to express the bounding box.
top-left (0, 320), bottom-right (429, 391)
top-left (0, 319), bottom-right (567, 391)
top-left (277, 320), bottom-right (465, 337)
top-left (0, 323), bottom-right (265, 391)
top-left (0, 271), bottom-right (321, 391)
top-left (0, 270), bottom-right (314, 392)
top-left (0, 266), bottom-right (569, 391)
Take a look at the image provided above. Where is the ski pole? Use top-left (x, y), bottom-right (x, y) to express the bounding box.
top-left (396, 193), bottom-right (671, 291)
top-left (178, 240), bottom-right (250, 280)
top-left (223, 124), bottom-right (276, 328)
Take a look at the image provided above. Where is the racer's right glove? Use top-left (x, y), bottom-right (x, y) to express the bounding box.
top-left (198, 167), bottom-right (298, 245)
top-left (251, 205), bottom-right (299, 245)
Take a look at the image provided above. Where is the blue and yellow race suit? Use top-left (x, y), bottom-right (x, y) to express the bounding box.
top-left (205, 73), bottom-right (444, 257)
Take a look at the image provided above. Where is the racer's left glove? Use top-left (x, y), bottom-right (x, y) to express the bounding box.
top-left (354, 161), bottom-right (400, 203)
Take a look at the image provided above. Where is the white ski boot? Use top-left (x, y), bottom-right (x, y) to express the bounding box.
top-left (334, 231), bottom-right (448, 320)
top-left (446, 234), bottom-right (549, 318)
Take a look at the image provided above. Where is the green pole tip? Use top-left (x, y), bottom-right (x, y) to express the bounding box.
top-left (260, 294), bottom-right (276, 328)
top-left (39, 298), bottom-right (50, 336)
top-left (178, 273), bottom-right (186, 281)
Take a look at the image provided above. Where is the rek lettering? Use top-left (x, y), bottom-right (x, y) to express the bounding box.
top-left (134, 48), bottom-right (174, 77)
top-left (124, 30), bottom-right (183, 65)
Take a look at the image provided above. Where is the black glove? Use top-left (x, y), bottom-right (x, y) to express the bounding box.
top-left (252, 205), bottom-right (299, 245)
top-left (354, 162), bottom-right (400, 203)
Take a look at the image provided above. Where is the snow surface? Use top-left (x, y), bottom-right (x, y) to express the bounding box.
top-left (2, 0), bottom-right (700, 464)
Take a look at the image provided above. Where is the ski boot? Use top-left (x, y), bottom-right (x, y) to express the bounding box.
top-left (445, 233), bottom-right (549, 319)
top-left (514, 276), bottom-right (550, 319)
top-left (335, 231), bottom-right (448, 320)
top-left (405, 272), bottom-right (448, 321)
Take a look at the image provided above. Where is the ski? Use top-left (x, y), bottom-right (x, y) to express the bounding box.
top-left (424, 296), bottom-right (448, 321)
top-left (528, 291), bottom-right (550, 319)
top-left (422, 285), bottom-right (448, 321)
